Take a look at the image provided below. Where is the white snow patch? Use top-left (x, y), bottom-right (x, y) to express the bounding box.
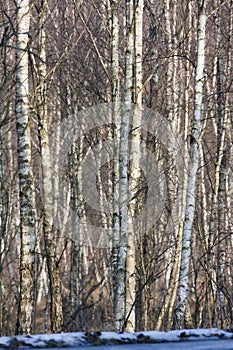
top-left (0, 328), bottom-right (231, 348)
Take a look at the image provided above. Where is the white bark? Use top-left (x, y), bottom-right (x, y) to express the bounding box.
top-left (173, 0), bottom-right (206, 330)
top-left (16, 0), bottom-right (36, 335)
top-left (165, 0), bottom-right (173, 121)
top-left (125, 0), bottom-right (143, 332)
top-left (117, 0), bottom-right (134, 331)
top-left (184, 1), bottom-right (193, 142)
top-left (110, 0), bottom-right (122, 332)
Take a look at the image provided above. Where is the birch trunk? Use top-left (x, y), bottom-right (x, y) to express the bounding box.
top-left (165, 0), bottom-right (173, 121)
top-left (15, 0), bottom-right (36, 335)
top-left (37, 0), bottom-right (63, 332)
top-left (110, 0), bottom-right (122, 330)
top-left (117, 0), bottom-right (134, 331)
top-left (148, 0), bottom-right (158, 110)
top-left (216, 149), bottom-right (226, 327)
top-left (184, 1), bottom-right (192, 142)
top-left (173, 0), bottom-right (206, 330)
top-left (125, 0), bottom-right (143, 332)
top-left (215, 0), bottom-right (229, 326)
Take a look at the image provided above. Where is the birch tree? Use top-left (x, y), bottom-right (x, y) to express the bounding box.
top-left (173, 0), bottom-right (206, 330)
top-left (15, 0), bottom-right (36, 335)
top-left (215, 0), bottom-right (230, 327)
top-left (110, 0), bottom-right (122, 331)
top-left (125, 0), bottom-right (144, 332)
top-left (36, 0), bottom-right (63, 332)
top-left (116, 0), bottom-right (134, 331)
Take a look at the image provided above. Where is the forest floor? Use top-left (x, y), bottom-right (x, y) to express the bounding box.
top-left (0, 328), bottom-right (232, 348)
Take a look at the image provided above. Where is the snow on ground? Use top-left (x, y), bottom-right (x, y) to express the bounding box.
top-left (0, 328), bottom-right (232, 348)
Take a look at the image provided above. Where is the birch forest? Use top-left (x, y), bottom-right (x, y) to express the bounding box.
top-left (0, 0), bottom-right (233, 336)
